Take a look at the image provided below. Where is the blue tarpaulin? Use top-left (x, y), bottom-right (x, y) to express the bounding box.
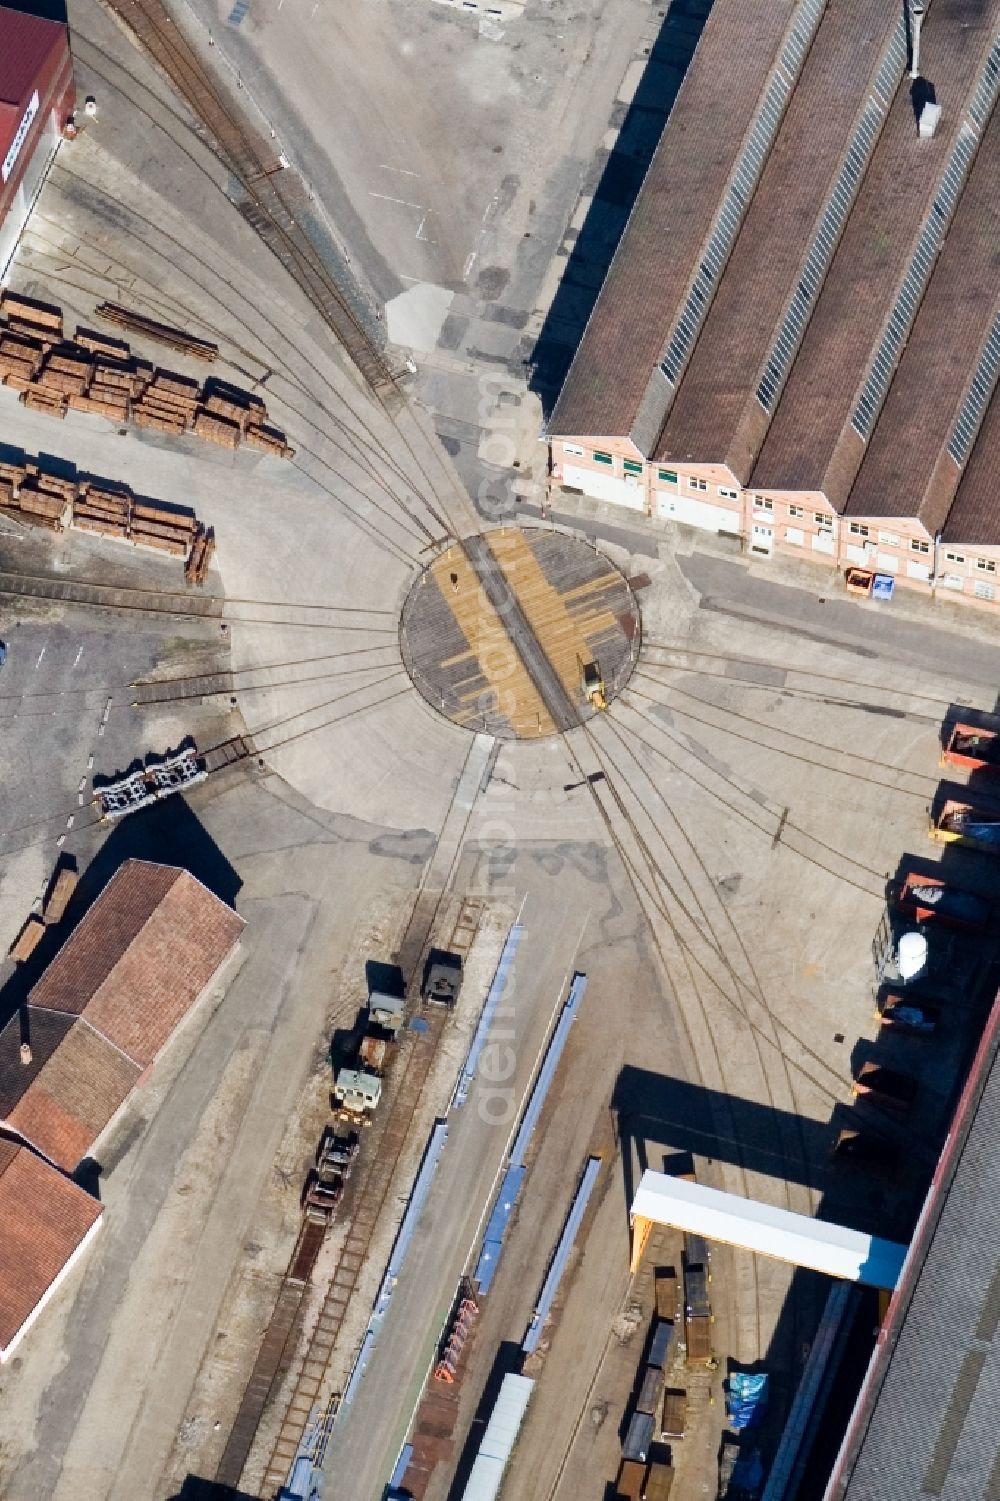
top-left (726, 1372), bottom-right (769, 1431)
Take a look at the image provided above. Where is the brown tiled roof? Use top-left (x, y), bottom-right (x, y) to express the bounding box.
top-left (844, 107), bottom-right (1000, 527)
top-left (82, 872), bottom-right (244, 1067)
top-left (752, 1), bottom-right (996, 500)
top-left (0, 1134), bottom-right (102, 1356)
top-left (28, 860), bottom-right (180, 1021)
top-left (654, 0), bottom-right (900, 477)
top-left (3, 1021), bottom-right (141, 1170)
top-left (29, 859), bottom-right (244, 1066)
top-left (941, 387), bottom-right (1000, 545)
top-left (0, 861), bottom-right (244, 1171)
top-left (548, 0), bottom-right (798, 440)
top-left (0, 1009), bottom-right (73, 1116)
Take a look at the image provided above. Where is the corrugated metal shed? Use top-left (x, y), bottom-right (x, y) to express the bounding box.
top-left (632, 1172), bottom-right (906, 1288)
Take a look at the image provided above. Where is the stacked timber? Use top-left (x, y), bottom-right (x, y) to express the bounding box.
top-left (245, 421), bottom-right (294, 458)
top-left (130, 498), bottom-right (197, 556)
top-left (193, 408), bottom-right (240, 449)
top-left (21, 386), bottom-right (67, 419)
top-left (0, 293), bottom-right (292, 455)
top-left (0, 292), bottom-right (63, 348)
top-left (184, 524), bottom-right (216, 585)
top-left (133, 371), bottom-right (199, 434)
top-left (73, 482), bottom-right (131, 539)
top-left (15, 472), bottom-right (71, 528)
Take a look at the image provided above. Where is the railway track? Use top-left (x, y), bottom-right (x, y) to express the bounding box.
top-left (217, 735), bottom-right (492, 1495)
top-left (0, 568), bottom-right (224, 618)
top-left (101, 0), bottom-right (395, 394)
top-left (253, 895), bottom-right (485, 1497)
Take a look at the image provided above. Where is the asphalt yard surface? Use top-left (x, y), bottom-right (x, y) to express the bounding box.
top-left (1, 4), bottom-right (1000, 1501)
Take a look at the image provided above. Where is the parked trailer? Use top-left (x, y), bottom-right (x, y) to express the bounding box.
top-left (623, 1410), bottom-right (655, 1464)
top-left (649, 1319), bottom-right (674, 1369)
top-left (637, 1364), bottom-right (662, 1415)
top-left (661, 1387), bottom-right (687, 1440)
top-left (685, 1312), bottom-right (713, 1366)
top-left (930, 793), bottom-right (1000, 851)
top-left (832, 1128), bottom-right (898, 1175)
top-left (941, 717), bottom-right (1000, 772)
top-left (892, 871), bottom-right (991, 932)
top-left (42, 865), bottom-right (77, 924)
top-left (878, 997), bottom-right (941, 1035)
top-left (615, 1459), bottom-right (647, 1500)
top-left (655, 1268), bottom-right (678, 1320)
top-left (852, 1061), bottom-right (917, 1116)
top-left (645, 1462), bottom-right (675, 1500)
top-left (358, 1033), bottom-right (389, 1074)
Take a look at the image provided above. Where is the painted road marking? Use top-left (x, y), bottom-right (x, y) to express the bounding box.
top-left (369, 192), bottom-right (425, 210)
top-left (35, 646), bottom-right (45, 668)
top-left (73, 645), bottom-right (83, 668)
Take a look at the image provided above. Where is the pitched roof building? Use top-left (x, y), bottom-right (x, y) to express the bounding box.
top-left (547, 0), bottom-right (1000, 608)
top-left (0, 860), bottom-right (244, 1171)
top-left (822, 991), bottom-right (1000, 1500)
top-left (0, 1132), bottom-right (103, 1362)
top-left (0, 6), bottom-right (74, 279)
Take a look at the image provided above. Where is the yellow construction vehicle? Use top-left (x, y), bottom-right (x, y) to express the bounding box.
top-left (580, 658), bottom-right (607, 711)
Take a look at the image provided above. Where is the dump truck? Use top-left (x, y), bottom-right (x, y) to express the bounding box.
top-left (661, 1387), bottom-right (687, 1440)
top-left (580, 658), bottom-right (606, 711)
top-left (930, 792), bottom-right (1000, 851)
top-left (941, 715), bottom-right (1000, 772)
top-left (852, 1061), bottom-right (917, 1116)
top-left (832, 1127), bottom-right (898, 1175)
top-left (893, 871), bottom-right (991, 932)
top-left (422, 949), bottom-right (463, 1006)
top-left (878, 996), bottom-right (940, 1035)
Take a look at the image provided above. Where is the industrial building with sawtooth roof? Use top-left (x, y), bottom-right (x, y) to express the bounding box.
top-left (547, 0), bottom-right (1000, 609)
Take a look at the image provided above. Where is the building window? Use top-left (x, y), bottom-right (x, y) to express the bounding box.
top-left (688, 477), bottom-right (708, 492)
top-left (848, 522), bottom-right (869, 538)
top-left (878, 530), bottom-right (900, 547)
top-left (753, 495), bottom-right (773, 510)
top-left (944, 551), bottom-right (966, 564)
top-left (788, 504), bottom-right (804, 519)
top-left (910, 539), bottom-right (930, 554)
top-left (563, 443), bottom-right (584, 457)
top-left (592, 450), bottom-right (614, 466)
top-left (719, 487), bottom-right (739, 501)
top-left (658, 469), bottom-right (678, 485)
top-left (814, 512), bottom-right (833, 530)
top-left (623, 460), bottom-right (643, 475)
top-left (976, 558), bottom-right (997, 574)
